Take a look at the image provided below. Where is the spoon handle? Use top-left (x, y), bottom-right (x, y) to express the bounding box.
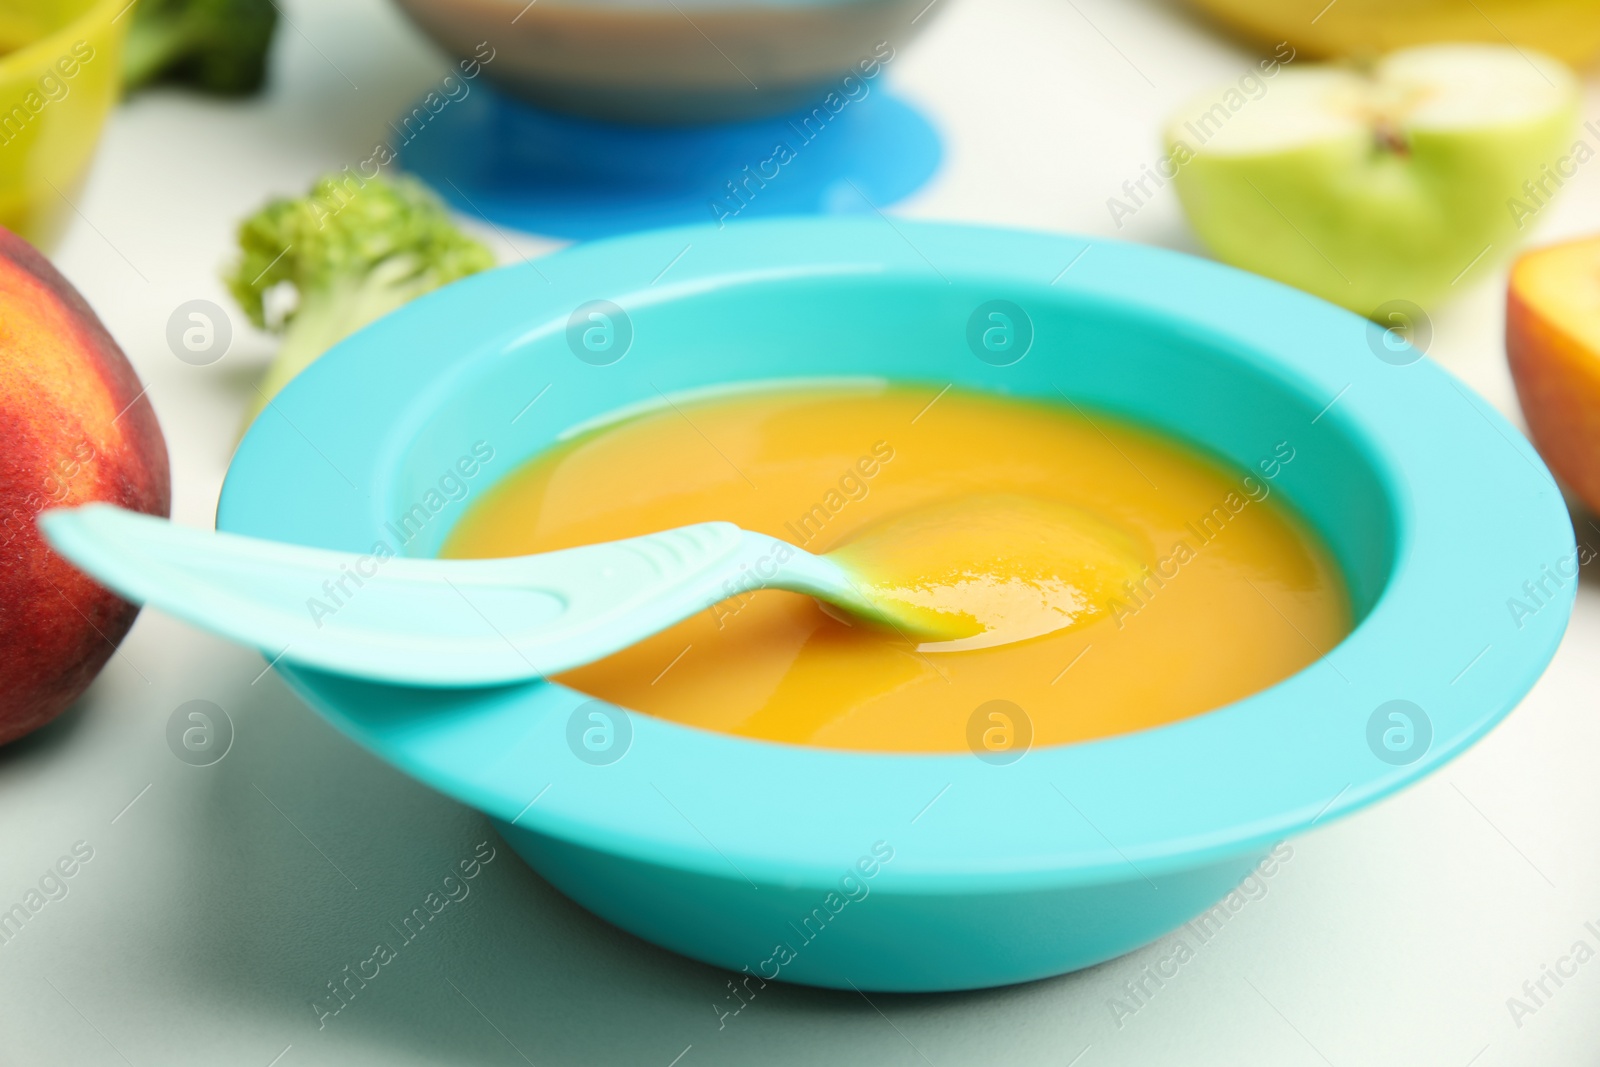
top-left (38, 504), bottom-right (754, 687)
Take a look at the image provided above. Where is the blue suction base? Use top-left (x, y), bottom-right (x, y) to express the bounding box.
top-left (399, 84), bottom-right (941, 240)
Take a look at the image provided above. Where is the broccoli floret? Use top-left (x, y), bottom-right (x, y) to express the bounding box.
top-left (123, 0), bottom-right (278, 96)
top-left (225, 172), bottom-right (495, 428)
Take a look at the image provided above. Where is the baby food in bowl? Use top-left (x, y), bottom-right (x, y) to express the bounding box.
top-left (392, 0), bottom-right (930, 123)
top-left (220, 218), bottom-right (1573, 991)
top-left (445, 385), bottom-right (1351, 750)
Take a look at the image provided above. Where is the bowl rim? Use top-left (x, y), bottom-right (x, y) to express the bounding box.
top-left (219, 216), bottom-right (1575, 891)
top-left (0, 0), bottom-right (127, 82)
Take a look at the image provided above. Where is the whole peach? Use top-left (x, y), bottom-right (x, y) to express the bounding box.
top-left (0, 227), bottom-right (169, 745)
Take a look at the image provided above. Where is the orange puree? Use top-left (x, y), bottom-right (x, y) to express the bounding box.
top-left (441, 384), bottom-right (1351, 752)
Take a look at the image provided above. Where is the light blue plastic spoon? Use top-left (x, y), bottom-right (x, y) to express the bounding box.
top-left (38, 503), bottom-right (923, 688)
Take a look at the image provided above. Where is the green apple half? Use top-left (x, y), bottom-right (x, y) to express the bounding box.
top-left (1165, 45), bottom-right (1579, 318)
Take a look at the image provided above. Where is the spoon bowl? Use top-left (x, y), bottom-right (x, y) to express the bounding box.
top-left (829, 493), bottom-right (1148, 651)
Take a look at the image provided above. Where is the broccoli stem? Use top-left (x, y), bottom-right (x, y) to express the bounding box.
top-left (122, 22), bottom-right (185, 91)
top-left (122, 0), bottom-right (277, 96)
top-left (242, 255), bottom-right (429, 427)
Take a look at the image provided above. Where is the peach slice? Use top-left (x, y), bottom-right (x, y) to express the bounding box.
top-left (1507, 235), bottom-right (1600, 517)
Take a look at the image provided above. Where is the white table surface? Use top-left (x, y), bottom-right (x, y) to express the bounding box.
top-left (6, 1), bottom-right (1600, 1063)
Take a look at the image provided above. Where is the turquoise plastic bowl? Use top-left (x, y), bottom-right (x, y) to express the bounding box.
top-left (218, 218), bottom-right (1575, 992)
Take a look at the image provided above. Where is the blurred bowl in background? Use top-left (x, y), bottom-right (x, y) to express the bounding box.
top-left (0, 0), bottom-right (128, 250)
top-left (392, 0), bottom-right (935, 124)
top-left (1182, 0), bottom-right (1600, 67)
